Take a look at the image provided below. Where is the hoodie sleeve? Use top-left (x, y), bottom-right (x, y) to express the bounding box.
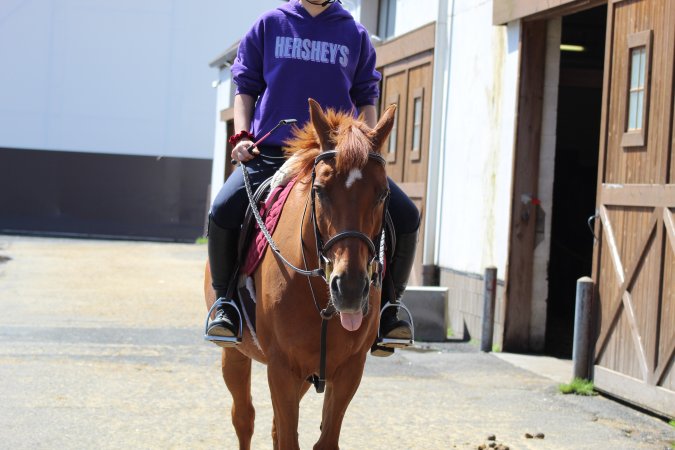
top-left (231, 19), bottom-right (266, 98)
top-left (350, 29), bottom-right (381, 107)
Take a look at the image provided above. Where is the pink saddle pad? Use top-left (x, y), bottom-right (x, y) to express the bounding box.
top-left (241, 178), bottom-right (297, 275)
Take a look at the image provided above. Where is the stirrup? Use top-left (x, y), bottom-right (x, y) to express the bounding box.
top-left (203, 297), bottom-right (243, 346)
top-left (376, 301), bottom-right (415, 348)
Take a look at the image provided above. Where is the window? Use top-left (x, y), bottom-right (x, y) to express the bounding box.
top-left (378, 0), bottom-right (396, 40)
top-left (410, 87), bottom-right (424, 161)
top-left (412, 97), bottom-right (422, 150)
top-left (385, 93), bottom-right (399, 163)
top-left (627, 47), bottom-right (646, 131)
top-left (388, 114), bottom-right (398, 154)
top-left (621, 30), bottom-right (652, 148)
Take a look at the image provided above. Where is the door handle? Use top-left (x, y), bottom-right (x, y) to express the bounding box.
top-left (587, 210), bottom-right (599, 243)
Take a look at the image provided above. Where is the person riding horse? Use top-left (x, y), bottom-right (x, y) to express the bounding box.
top-left (205, 0), bottom-right (419, 356)
top-left (206, 99), bottom-right (404, 449)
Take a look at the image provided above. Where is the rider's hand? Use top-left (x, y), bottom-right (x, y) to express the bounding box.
top-left (231, 139), bottom-right (259, 162)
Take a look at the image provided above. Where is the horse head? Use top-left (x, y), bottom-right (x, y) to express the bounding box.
top-left (307, 98), bottom-right (397, 332)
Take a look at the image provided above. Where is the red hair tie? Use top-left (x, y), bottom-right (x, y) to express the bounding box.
top-left (228, 130), bottom-right (256, 147)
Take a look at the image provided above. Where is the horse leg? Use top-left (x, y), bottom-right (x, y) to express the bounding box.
top-left (313, 355), bottom-right (367, 450)
top-left (222, 348), bottom-right (254, 450)
top-left (267, 363), bottom-right (307, 450)
top-left (270, 380), bottom-right (311, 450)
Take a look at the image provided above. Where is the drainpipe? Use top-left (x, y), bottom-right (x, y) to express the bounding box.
top-left (424, 0), bottom-right (454, 285)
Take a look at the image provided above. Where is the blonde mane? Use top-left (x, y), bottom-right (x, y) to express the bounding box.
top-left (281, 109), bottom-right (375, 181)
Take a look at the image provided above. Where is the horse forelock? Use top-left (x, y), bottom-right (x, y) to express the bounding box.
top-left (282, 109), bottom-right (376, 180)
top-left (334, 121), bottom-right (373, 174)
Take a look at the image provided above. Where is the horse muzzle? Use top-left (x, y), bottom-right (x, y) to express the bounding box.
top-left (329, 273), bottom-right (370, 331)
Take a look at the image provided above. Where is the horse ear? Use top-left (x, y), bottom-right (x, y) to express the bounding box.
top-left (308, 98), bottom-right (334, 151)
top-left (369, 104), bottom-right (397, 153)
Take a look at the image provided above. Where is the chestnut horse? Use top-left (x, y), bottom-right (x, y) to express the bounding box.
top-left (205, 99), bottom-right (396, 449)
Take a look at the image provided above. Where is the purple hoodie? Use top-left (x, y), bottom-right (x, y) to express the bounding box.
top-left (231, 0), bottom-right (381, 146)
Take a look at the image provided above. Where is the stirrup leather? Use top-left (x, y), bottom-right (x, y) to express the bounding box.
top-left (376, 301), bottom-right (415, 348)
top-left (203, 297), bottom-right (243, 346)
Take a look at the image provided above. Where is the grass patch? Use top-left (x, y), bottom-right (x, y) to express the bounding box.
top-left (492, 344), bottom-right (501, 353)
top-left (558, 378), bottom-right (597, 396)
top-left (446, 326), bottom-right (454, 338)
top-left (195, 236), bottom-right (207, 244)
top-left (669, 419), bottom-right (675, 428)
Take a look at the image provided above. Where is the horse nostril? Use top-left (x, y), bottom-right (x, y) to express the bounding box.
top-left (330, 276), bottom-right (340, 295)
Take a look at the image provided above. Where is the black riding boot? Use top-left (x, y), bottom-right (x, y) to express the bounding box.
top-left (205, 216), bottom-right (242, 347)
top-left (371, 229), bottom-right (418, 357)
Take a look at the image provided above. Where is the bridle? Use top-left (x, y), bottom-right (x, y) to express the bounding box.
top-left (241, 149), bottom-right (388, 289)
top-left (310, 150), bottom-right (389, 290)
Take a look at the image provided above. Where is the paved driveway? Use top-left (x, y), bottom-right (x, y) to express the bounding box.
top-left (0, 236), bottom-right (672, 449)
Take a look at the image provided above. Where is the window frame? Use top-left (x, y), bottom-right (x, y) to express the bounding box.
top-left (377, 0), bottom-right (396, 40)
top-left (621, 30), bottom-right (652, 148)
top-left (409, 86), bottom-right (424, 161)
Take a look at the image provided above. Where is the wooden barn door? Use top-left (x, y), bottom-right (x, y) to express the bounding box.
top-left (380, 52), bottom-right (433, 285)
top-left (592, 0), bottom-right (675, 416)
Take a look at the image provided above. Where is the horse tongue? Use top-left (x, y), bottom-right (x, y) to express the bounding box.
top-left (339, 311), bottom-right (363, 331)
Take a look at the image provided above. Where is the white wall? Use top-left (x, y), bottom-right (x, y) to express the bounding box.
top-left (393, 0), bottom-right (438, 36)
top-left (0, 0), bottom-right (280, 159)
top-left (437, 0), bottom-right (520, 277)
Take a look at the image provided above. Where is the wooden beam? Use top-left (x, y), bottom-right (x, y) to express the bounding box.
top-left (375, 22), bottom-right (436, 68)
top-left (220, 108), bottom-right (234, 123)
top-left (599, 184), bottom-right (675, 207)
top-left (503, 20), bottom-right (547, 352)
top-left (594, 366), bottom-right (675, 417)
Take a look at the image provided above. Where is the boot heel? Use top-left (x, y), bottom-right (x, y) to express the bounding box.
top-left (370, 343), bottom-right (395, 357)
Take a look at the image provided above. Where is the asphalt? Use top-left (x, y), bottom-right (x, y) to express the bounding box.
top-left (0, 235), bottom-right (673, 450)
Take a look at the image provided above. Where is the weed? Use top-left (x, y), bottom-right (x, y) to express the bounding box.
top-left (492, 344), bottom-right (501, 353)
top-left (558, 378), bottom-right (597, 396)
top-left (195, 237), bottom-right (207, 244)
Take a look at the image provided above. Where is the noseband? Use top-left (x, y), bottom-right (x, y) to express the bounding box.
top-left (310, 150), bottom-right (388, 288)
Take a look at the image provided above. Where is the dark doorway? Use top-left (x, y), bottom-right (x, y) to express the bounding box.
top-left (545, 5), bottom-right (606, 357)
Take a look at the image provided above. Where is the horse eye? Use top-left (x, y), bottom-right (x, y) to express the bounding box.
top-left (313, 185), bottom-right (326, 199)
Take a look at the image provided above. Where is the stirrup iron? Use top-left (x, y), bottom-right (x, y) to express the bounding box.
top-left (203, 297), bottom-right (243, 346)
top-left (376, 301), bottom-right (415, 348)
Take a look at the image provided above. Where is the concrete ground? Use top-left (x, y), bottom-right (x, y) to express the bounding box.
top-left (0, 235), bottom-right (673, 450)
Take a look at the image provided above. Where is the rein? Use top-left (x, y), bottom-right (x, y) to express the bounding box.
top-left (239, 149), bottom-right (388, 393)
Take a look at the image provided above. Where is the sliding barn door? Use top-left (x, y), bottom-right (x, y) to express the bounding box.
top-left (592, 0), bottom-right (675, 416)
